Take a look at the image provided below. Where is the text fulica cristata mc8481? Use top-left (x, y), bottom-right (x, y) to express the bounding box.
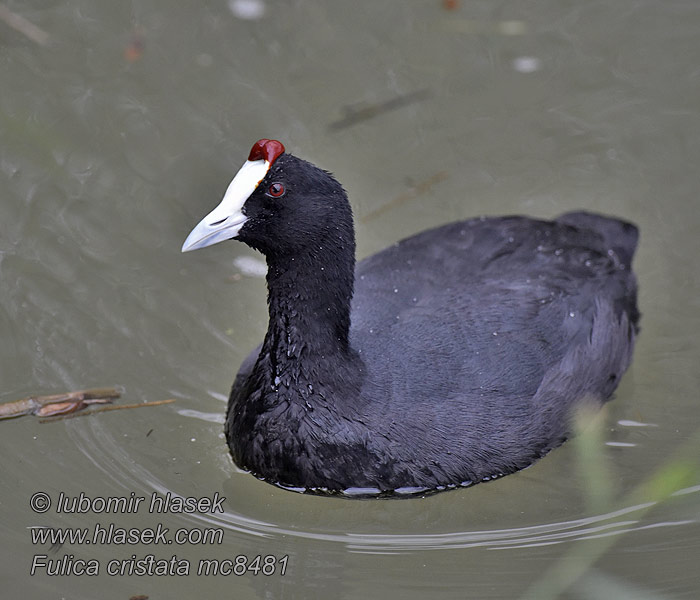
top-left (182, 139), bottom-right (639, 497)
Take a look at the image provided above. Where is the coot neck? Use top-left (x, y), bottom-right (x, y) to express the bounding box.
top-left (262, 229), bottom-right (357, 373)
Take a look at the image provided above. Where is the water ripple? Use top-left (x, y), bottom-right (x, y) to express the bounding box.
top-left (67, 418), bottom-right (700, 555)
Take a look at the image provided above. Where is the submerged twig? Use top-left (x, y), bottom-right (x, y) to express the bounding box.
top-left (328, 89), bottom-right (432, 131)
top-left (39, 398), bottom-right (176, 423)
top-left (360, 171), bottom-right (449, 223)
top-left (0, 3), bottom-right (50, 46)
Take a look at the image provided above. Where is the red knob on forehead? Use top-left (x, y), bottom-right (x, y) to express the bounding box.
top-left (248, 139), bottom-right (286, 164)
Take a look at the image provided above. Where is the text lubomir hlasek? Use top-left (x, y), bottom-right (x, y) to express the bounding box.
top-left (53, 492), bottom-right (225, 514)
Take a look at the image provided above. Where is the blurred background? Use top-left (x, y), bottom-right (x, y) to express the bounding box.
top-left (1, 1), bottom-right (699, 598)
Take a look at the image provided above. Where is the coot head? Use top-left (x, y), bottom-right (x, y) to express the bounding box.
top-left (182, 139), bottom-right (351, 258)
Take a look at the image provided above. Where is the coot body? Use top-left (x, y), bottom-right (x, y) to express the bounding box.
top-left (183, 139), bottom-right (639, 496)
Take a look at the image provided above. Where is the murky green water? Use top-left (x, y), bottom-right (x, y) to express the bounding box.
top-left (2, 1), bottom-right (699, 598)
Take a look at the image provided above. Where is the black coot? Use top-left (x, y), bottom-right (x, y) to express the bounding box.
top-left (183, 139), bottom-right (639, 497)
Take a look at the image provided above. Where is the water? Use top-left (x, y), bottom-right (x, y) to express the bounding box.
top-left (2, 1), bottom-right (700, 598)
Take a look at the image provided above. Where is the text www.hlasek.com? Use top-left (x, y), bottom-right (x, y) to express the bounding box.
top-left (31, 521), bottom-right (224, 546)
top-left (28, 491), bottom-right (288, 577)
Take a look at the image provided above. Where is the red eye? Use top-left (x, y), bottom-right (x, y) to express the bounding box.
top-left (267, 182), bottom-right (285, 197)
